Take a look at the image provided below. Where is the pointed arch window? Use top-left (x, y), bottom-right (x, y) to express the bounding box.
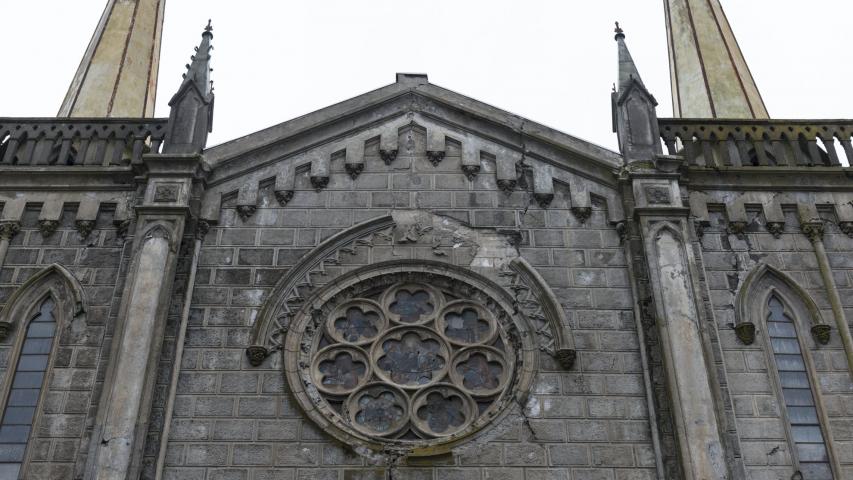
top-left (766, 294), bottom-right (832, 479)
top-left (0, 298), bottom-right (57, 479)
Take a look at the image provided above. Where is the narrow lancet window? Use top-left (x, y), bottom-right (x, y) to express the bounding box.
top-left (0, 298), bottom-right (56, 479)
top-left (767, 295), bottom-right (832, 479)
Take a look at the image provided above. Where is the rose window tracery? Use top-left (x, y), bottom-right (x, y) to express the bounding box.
top-left (285, 268), bottom-right (532, 456)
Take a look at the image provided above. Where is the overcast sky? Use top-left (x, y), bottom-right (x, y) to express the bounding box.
top-left (1, 1), bottom-right (850, 151)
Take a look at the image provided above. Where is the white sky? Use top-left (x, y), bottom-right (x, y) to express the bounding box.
top-left (0, 1), bottom-right (850, 151)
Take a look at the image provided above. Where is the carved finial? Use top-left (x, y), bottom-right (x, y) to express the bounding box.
top-left (614, 21), bottom-right (625, 41)
top-left (205, 19), bottom-right (213, 33)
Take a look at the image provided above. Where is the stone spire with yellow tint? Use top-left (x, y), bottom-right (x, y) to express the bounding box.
top-left (664, 0), bottom-right (769, 118)
top-left (58, 0), bottom-right (166, 118)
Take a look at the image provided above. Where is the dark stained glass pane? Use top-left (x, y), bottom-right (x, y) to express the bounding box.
top-left (6, 389), bottom-right (39, 407)
top-left (21, 338), bottom-right (52, 355)
top-left (26, 322), bottom-right (55, 338)
top-left (796, 443), bottom-right (828, 462)
top-left (766, 322), bottom-right (796, 338)
top-left (770, 338), bottom-right (801, 355)
top-left (11, 372), bottom-right (43, 389)
top-left (774, 354), bottom-right (805, 371)
top-left (782, 388), bottom-right (814, 407)
top-left (0, 464), bottom-right (20, 478)
top-left (778, 371), bottom-right (810, 389)
top-left (798, 462), bottom-right (833, 479)
top-left (787, 406), bottom-right (819, 425)
top-left (389, 290), bottom-right (434, 323)
top-left (16, 355), bottom-right (48, 372)
top-left (792, 425), bottom-right (825, 444)
top-left (2, 407), bottom-right (35, 426)
top-left (0, 444), bottom-right (26, 462)
top-left (0, 425), bottom-right (30, 444)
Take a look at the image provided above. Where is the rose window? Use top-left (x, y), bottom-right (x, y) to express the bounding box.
top-left (285, 269), bottom-right (531, 456)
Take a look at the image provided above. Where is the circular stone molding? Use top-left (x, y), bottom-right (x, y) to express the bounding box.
top-left (283, 262), bottom-right (537, 456)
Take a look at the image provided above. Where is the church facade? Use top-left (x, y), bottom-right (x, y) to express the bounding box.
top-left (0, 1), bottom-right (852, 479)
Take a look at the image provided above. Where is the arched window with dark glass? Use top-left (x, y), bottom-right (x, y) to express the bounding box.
top-left (0, 297), bottom-right (56, 479)
top-left (766, 294), bottom-right (832, 479)
top-left (736, 265), bottom-right (839, 479)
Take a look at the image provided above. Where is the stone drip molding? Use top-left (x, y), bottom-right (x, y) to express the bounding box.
top-left (688, 190), bottom-right (853, 238)
top-left (246, 213), bottom-right (576, 370)
top-left (0, 193), bottom-right (133, 238)
top-left (200, 115), bottom-right (625, 226)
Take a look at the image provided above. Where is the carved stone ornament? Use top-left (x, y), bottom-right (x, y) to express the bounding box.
top-left (811, 324), bottom-right (831, 345)
top-left (497, 179), bottom-right (517, 193)
top-left (195, 219), bottom-right (210, 240)
top-left (555, 348), bottom-right (577, 369)
top-left (153, 184), bottom-right (180, 203)
top-left (345, 163), bottom-right (364, 180)
top-left (734, 322), bottom-right (756, 345)
top-left (75, 220), bottom-right (96, 239)
top-left (426, 150), bottom-right (445, 166)
top-left (614, 221), bottom-right (628, 243)
top-left (38, 219), bottom-right (60, 237)
top-left (274, 190), bottom-right (294, 206)
top-left (461, 164), bottom-right (480, 181)
top-left (0, 222), bottom-right (21, 241)
top-left (643, 185), bottom-right (671, 205)
top-left (571, 206), bottom-right (592, 223)
top-left (310, 175), bottom-right (329, 192)
top-left (727, 221), bottom-right (748, 239)
top-left (0, 320), bottom-right (12, 340)
top-left (766, 221), bottom-right (785, 238)
top-left (801, 221), bottom-right (825, 243)
top-left (282, 266), bottom-right (536, 458)
top-left (246, 345), bottom-right (270, 366)
top-left (379, 149), bottom-right (398, 165)
top-left (236, 205), bottom-right (257, 221)
top-left (533, 193), bottom-right (554, 209)
top-left (839, 221), bottom-right (853, 238)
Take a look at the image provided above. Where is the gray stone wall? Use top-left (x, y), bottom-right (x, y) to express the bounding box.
top-left (159, 130), bottom-right (656, 480)
top-left (700, 207), bottom-right (853, 479)
top-left (0, 204), bottom-right (130, 479)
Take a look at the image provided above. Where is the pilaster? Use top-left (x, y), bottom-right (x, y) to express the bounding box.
top-left (625, 156), bottom-right (730, 480)
top-left (85, 153), bottom-right (207, 479)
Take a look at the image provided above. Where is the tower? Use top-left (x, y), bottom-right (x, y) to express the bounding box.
top-left (58, 0), bottom-right (166, 118)
top-left (664, 0), bottom-right (768, 118)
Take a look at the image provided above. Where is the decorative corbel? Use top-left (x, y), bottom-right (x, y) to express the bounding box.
top-left (379, 149), bottom-right (398, 165)
top-left (810, 324), bottom-right (831, 345)
top-left (310, 175), bottom-right (329, 192)
top-left (345, 163), bottom-right (364, 180)
top-left (274, 190), bottom-right (294, 206)
top-left (727, 220), bottom-right (748, 239)
top-left (765, 221), bottom-right (784, 238)
top-left (38, 219), bottom-right (60, 237)
top-left (0, 222), bottom-right (21, 241)
top-left (461, 164), bottom-right (480, 181)
top-left (75, 220), bottom-right (96, 239)
top-left (734, 322), bottom-right (756, 345)
top-left (571, 206), bottom-right (592, 223)
top-left (839, 221), bottom-right (853, 238)
top-left (497, 179), bottom-right (517, 193)
top-left (426, 150), bottom-right (445, 166)
top-left (236, 205), bottom-right (256, 221)
top-left (801, 221), bottom-right (825, 243)
top-left (246, 345), bottom-right (270, 367)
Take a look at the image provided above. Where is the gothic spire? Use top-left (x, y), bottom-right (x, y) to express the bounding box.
top-left (612, 23), bottom-right (661, 163)
top-left (614, 22), bottom-right (650, 97)
top-left (664, 0), bottom-right (768, 118)
top-left (58, 0), bottom-right (166, 118)
top-left (163, 21), bottom-right (215, 154)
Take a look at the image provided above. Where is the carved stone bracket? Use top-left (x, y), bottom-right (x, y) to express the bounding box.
top-left (461, 164), bottom-right (480, 181)
top-left (426, 150), bottom-right (445, 166)
top-left (766, 222), bottom-right (784, 238)
top-left (275, 190), bottom-right (294, 206)
top-left (839, 221), bottom-right (853, 238)
top-left (801, 221), bottom-right (825, 243)
top-left (614, 221), bottom-right (628, 243)
top-left (734, 322), bottom-right (756, 345)
top-left (236, 205), bottom-right (257, 221)
top-left (246, 345), bottom-right (270, 366)
top-left (0, 222), bottom-right (21, 241)
top-left (379, 149), bottom-right (398, 165)
top-left (38, 219), bottom-right (60, 237)
top-left (571, 206), bottom-right (591, 223)
top-left (497, 179), bottom-right (517, 193)
top-left (195, 219), bottom-right (210, 240)
top-left (727, 220), bottom-right (748, 239)
top-left (310, 175), bottom-right (329, 192)
top-left (345, 163), bottom-right (364, 180)
top-left (533, 193), bottom-right (554, 209)
top-left (75, 220), bottom-right (96, 239)
top-left (811, 324), bottom-right (831, 345)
